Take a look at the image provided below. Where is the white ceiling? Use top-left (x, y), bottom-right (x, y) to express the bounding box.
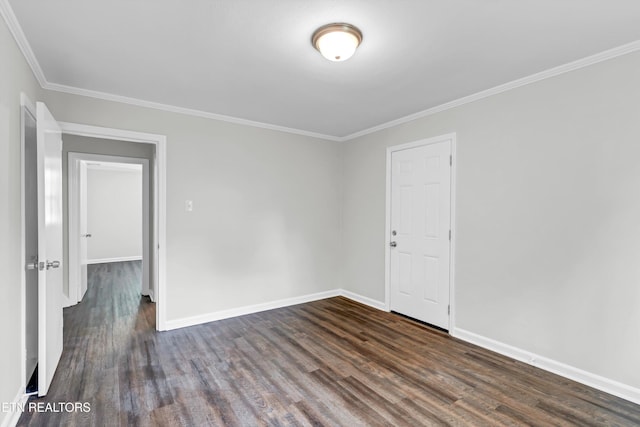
top-left (7, 0), bottom-right (640, 139)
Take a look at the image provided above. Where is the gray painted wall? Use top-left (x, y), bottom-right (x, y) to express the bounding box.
top-left (43, 92), bottom-right (344, 322)
top-left (0, 16), bottom-right (42, 426)
top-left (342, 51), bottom-right (640, 389)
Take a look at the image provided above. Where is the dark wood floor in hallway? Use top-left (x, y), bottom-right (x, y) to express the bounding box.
top-left (18, 261), bottom-right (640, 426)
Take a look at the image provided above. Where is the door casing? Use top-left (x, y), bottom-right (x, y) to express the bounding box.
top-left (59, 121), bottom-right (167, 331)
top-left (384, 133), bottom-right (457, 331)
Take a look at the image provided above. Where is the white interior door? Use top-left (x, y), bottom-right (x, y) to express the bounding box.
top-left (389, 140), bottom-right (452, 329)
top-left (36, 102), bottom-right (64, 396)
top-left (79, 161), bottom-right (89, 300)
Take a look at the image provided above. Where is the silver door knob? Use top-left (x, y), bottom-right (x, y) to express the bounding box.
top-left (46, 260), bottom-right (61, 269)
top-left (390, 241), bottom-right (397, 247)
top-left (82, 233), bottom-right (92, 238)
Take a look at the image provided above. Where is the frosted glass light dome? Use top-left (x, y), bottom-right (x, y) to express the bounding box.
top-left (312, 23), bottom-right (363, 62)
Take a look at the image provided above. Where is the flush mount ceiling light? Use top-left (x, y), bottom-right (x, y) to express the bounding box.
top-left (312, 23), bottom-right (363, 62)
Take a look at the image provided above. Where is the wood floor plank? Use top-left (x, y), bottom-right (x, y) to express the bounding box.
top-left (17, 261), bottom-right (640, 426)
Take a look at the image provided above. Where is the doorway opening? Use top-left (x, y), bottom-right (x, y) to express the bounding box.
top-left (58, 122), bottom-right (167, 332)
top-left (68, 154), bottom-right (150, 306)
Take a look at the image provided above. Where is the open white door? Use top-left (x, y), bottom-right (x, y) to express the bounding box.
top-left (36, 102), bottom-right (64, 396)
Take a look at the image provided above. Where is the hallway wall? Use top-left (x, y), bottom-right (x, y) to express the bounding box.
top-left (86, 165), bottom-right (143, 262)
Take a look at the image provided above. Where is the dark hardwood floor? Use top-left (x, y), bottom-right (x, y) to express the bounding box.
top-left (19, 261), bottom-right (640, 426)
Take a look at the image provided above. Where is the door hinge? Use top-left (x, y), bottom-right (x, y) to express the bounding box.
top-left (448, 305), bottom-right (450, 315)
top-left (450, 155), bottom-right (452, 166)
top-left (449, 230), bottom-right (451, 241)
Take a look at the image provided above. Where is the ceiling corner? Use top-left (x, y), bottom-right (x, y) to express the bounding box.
top-left (1, 0), bottom-right (48, 88)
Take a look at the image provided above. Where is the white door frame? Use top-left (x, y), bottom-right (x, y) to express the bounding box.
top-left (68, 153), bottom-right (150, 304)
top-left (59, 121), bottom-right (167, 331)
top-left (384, 133), bottom-right (457, 331)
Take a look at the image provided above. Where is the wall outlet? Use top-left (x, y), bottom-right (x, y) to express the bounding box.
top-left (185, 200), bottom-right (193, 212)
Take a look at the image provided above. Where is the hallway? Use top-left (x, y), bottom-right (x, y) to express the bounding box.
top-left (19, 261), bottom-right (153, 426)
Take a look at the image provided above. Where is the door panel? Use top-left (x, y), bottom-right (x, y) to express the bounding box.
top-left (36, 102), bottom-right (64, 396)
top-left (389, 140), bottom-right (451, 329)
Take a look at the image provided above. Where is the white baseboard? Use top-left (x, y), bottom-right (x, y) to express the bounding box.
top-left (339, 289), bottom-right (387, 311)
top-left (165, 289), bottom-right (387, 331)
top-left (87, 256), bottom-right (142, 265)
top-left (0, 386), bottom-right (28, 427)
top-left (165, 289), bottom-right (342, 330)
top-left (62, 292), bottom-right (76, 308)
top-left (162, 290), bottom-right (640, 405)
top-left (452, 327), bottom-right (640, 405)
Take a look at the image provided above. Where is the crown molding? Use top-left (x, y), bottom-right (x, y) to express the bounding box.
top-left (342, 39), bottom-right (640, 142)
top-left (3, 0), bottom-right (640, 143)
top-left (52, 38), bottom-right (640, 143)
top-left (0, 0), bottom-right (340, 142)
top-left (44, 81), bottom-right (342, 142)
top-left (0, 0), bottom-right (46, 87)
